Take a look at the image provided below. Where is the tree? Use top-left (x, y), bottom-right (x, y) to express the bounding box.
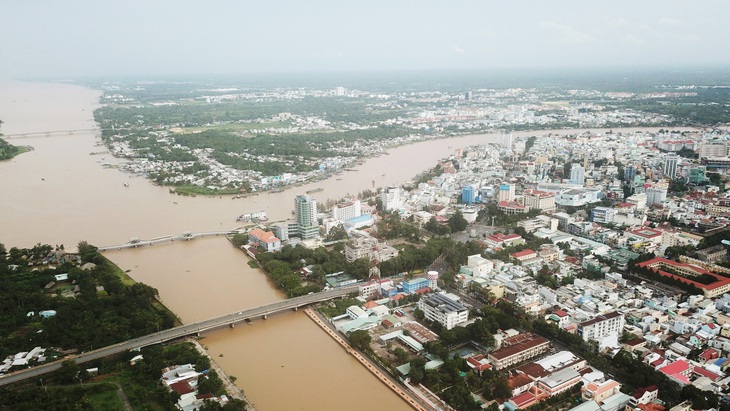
top-left (448, 211), bottom-right (468, 233)
top-left (393, 347), bottom-right (409, 363)
top-left (230, 233), bottom-right (248, 247)
top-left (348, 330), bottom-right (372, 351)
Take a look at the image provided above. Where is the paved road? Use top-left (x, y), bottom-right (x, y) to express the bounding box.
top-left (0, 286), bottom-right (358, 387)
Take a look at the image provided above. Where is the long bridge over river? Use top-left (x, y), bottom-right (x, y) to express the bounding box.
top-left (96, 230), bottom-right (244, 251)
top-left (0, 286), bottom-right (358, 387)
top-left (1, 128), bottom-right (100, 139)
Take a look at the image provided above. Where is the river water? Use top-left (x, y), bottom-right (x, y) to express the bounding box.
top-left (0, 80), bottom-right (682, 410)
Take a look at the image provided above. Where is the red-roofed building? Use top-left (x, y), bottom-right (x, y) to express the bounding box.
top-left (484, 233), bottom-right (525, 248)
top-left (488, 334), bottom-right (550, 370)
top-left (511, 249), bottom-right (537, 262)
top-left (498, 201), bottom-right (529, 215)
top-left (658, 360), bottom-right (693, 385)
top-left (693, 366), bottom-right (721, 382)
top-left (625, 227), bottom-right (663, 244)
top-left (248, 228), bottom-right (282, 252)
top-left (507, 372), bottom-right (535, 396)
top-left (636, 257), bottom-right (730, 298)
top-left (629, 385), bottom-right (659, 407)
top-left (506, 386), bottom-right (549, 410)
top-left (466, 354), bottom-right (492, 375)
top-left (699, 348), bottom-right (719, 362)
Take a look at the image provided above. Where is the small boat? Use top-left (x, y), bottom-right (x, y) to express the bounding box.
top-left (306, 187), bottom-right (323, 194)
top-left (124, 182), bottom-right (129, 187)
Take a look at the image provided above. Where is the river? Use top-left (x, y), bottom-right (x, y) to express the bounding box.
top-left (0, 80), bottom-right (684, 410)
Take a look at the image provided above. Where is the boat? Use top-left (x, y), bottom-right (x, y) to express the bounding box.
top-left (124, 182), bottom-right (129, 187)
top-left (306, 187), bottom-right (323, 194)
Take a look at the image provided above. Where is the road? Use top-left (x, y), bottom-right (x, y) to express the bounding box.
top-left (0, 286), bottom-right (358, 387)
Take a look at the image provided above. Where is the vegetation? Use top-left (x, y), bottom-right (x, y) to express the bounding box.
top-left (0, 342), bottom-right (246, 411)
top-left (0, 137), bottom-right (25, 160)
top-left (0, 242), bottom-right (178, 360)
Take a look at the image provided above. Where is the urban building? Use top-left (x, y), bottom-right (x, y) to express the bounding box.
top-left (578, 311), bottom-right (625, 343)
top-left (498, 183), bottom-right (515, 202)
top-left (294, 194), bottom-right (319, 239)
top-left (332, 200), bottom-right (362, 222)
top-left (663, 154), bottom-right (678, 180)
top-left (522, 189), bottom-right (556, 211)
top-left (487, 334), bottom-right (550, 370)
top-left (381, 186), bottom-right (402, 212)
top-left (461, 185), bottom-right (475, 204)
top-left (416, 293), bottom-right (469, 330)
top-left (570, 164), bottom-right (585, 185)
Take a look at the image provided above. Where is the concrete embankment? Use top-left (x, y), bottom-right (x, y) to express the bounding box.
top-left (303, 308), bottom-right (428, 411)
top-left (188, 338), bottom-right (256, 411)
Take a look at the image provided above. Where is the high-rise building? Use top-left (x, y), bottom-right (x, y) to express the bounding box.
top-left (664, 154), bottom-right (678, 180)
top-left (465, 91), bottom-right (473, 101)
top-left (645, 184), bottom-right (668, 206)
top-left (332, 200), bottom-right (361, 222)
top-left (689, 166), bottom-right (707, 184)
top-left (570, 164), bottom-right (585, 185)
top-left (498, 184), bottom-right (515, 202)
top-left (335, 86), bottom-right (345, 96)
top-left (381, 186), bottom-right (402, 212)
top-left (461, 185), bottom-right (475, 204)
top-left (294, 194), bottom-right (319, 239)
top-left (624, 165), bottom-right (636, 182)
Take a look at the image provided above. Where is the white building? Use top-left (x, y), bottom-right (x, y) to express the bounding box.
top-left (381, 186), bottom-right (402, 212)
top-left (522, 189), bottom-right (556, 211)
top-left (570, 164), bottom-right (586, 185)
top-left (332, 200), bottom-right (362, 222)
top-left (498, 183), bottom-right (515, 202)
top-left (645, 184), bottom-right (668, 207)
top-left (578, 311), bottom-right (625, 343)
top-left (555, 189), bottom-right (601, 207)
top-left (417, 293), bottom-right (469, 330)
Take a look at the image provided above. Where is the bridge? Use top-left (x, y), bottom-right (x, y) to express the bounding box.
top-left (2, 129), bottom-right (100, 139)
top-left (0, 286), bottom-right (359, 387)
top-left (97, 230), bottom-right (244, 252)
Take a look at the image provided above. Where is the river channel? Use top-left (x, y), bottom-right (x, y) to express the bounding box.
top-left (0, 80), bottom-right (680, 410)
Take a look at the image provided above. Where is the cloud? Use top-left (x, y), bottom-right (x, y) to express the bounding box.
top-left (604, 17), bottom-right (628, 27)
top-left (620, 34), bottom-right (646, 46)
top-left (539, 21), bottom-right (594, 44)
top-left (659, 17), bottom-right (686, 27)
top-left (451, 45), bottom-right (465, 53)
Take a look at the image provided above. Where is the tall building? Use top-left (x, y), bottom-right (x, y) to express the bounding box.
top-left (578, 311), bottom-right (625, 343)
top-left (664, 154), bottom-right (678, 180)
top-left (381, 186), bottom-right (402, 212)
top-left (461, 185), bottom-right (475, 204)
top-left (498, 183), bottom-right (515, 202)
top-left (294, 194), bottom-right (319, 239)
top-left (689, 166), bottom-right (706, 184)
top-left (332, 200), bottom-right (361, 222)
top-left (624, 165), bottom-right (637, 182)
top-left (334, 86), bottom-right (345, 96)
top-left (645, 184), bottom-right (668, 206)
top-left (570, 164), bottom-right (585, 185)
top-left (464, 91), bottom-right (473, 101)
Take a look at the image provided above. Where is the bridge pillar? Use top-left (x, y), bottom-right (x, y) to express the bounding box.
top-left (230, 322), bottom-right (235, 328)
top-left (262, 314), bottom-right (267, 320)
top-left (293, 306), bottom-right (298, 311)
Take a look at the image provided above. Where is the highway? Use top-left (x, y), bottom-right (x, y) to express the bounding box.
top-left (0, 285), bottom-right (358, 387)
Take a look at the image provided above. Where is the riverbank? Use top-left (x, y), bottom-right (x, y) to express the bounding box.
top-left (304, 308), bottom-right (427, 411)
top-left (188, 338), bottom-right (256, 411)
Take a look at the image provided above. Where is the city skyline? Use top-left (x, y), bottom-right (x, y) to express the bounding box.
top-left (2, 1), bottom-right (730, 79)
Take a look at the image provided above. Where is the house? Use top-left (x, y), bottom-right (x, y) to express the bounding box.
top-left (247, 228), bottom-right (281, 252)
top-left (510, 249), bottom-right (537, 262)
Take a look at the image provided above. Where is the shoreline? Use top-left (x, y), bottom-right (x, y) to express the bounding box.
top-left (188, 337), bottom-right (256, 411)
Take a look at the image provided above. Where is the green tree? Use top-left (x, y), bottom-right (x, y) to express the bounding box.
top-left (348, 330), bottom-right (372, 351)
top-left (448, 211), bottom-right (468, 233)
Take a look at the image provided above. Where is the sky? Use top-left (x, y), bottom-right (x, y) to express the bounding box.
top-left (1, 1), bottom-right (729, 79)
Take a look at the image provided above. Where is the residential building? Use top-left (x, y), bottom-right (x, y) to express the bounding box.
top-left (538, 368), bottom-right (582, 396)
top-left (402, 278), bottom-right (430, 294)
top-left (462, 185), bottom-right (475, 204)
top-left (332, 200), bottom-right (362, 222)
top-left (381, 186), bottom-right (402, 212)
top-left (582, 379), bottom-right (621, 403)
top-left (247, 228), bottom-right (282, 252)
top-left (344, 232), bottom-right (399, 263)
top-left (664, 154), bottom-right (678, 179)
top-left (487, 334), bottom-right (550, 370)
top-left (578, 311), bottom-right (625, 343)
top-left (499, 183), bottom-right (515, 202)
top-left (511, 249), bottom-right (537, 262)
top-left (522, 189), bottom-right (556, 211)
top-left (645, 184), bottom-right (668, 206)
top-left (294, 194), bottom-right (319, 239)
top-left (570, 164), bottom-right (585, 185)
top-left (417, 293), bottom-right (469, 330)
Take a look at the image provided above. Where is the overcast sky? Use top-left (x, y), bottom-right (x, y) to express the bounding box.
top-left (1, 1), bottom-right (729, 79)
